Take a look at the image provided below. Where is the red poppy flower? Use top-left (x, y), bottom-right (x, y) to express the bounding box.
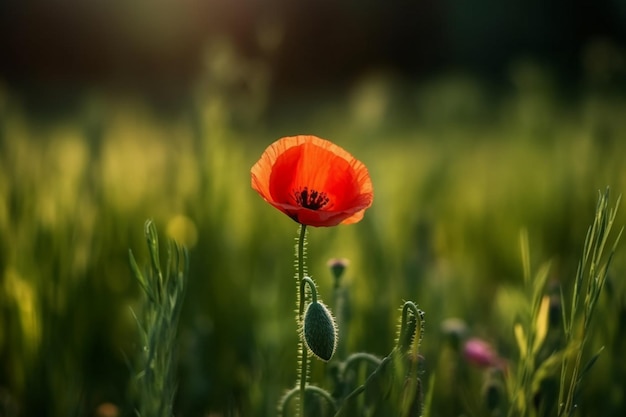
top-left (251, 135), bottom-right (373, 227)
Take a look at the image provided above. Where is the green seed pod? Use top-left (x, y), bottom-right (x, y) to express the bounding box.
top-left (303, 301), bottom-right (337, 362)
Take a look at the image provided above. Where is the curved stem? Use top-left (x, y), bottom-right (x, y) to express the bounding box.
top-left (399, 301), bottom-right (424, 350)
top-left (400, 302), bottom-right (416, 340)
top-left (301, 276), bottom-right (318, 304)
top-left (342, 352), bottom-right (382, 379)
top-left (297, 224), bottom-right (308, 417)
top-left (280, 387), bottom-right (300, 417)
top-left (281, 385), bottom-right (337, 417)
top-left (400, 301), bottom-right (425, 387)
top-left (334, 355), bottom-right (393, 417)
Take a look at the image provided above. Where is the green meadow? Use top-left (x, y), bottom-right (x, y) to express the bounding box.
top-left (1, 68), bottom-right (626, 416)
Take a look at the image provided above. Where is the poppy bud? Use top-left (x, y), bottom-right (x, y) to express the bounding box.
top-left (440, 317), bottom-right (469, 351)
top-left (303, 300), bottom-right (337, 361)
top-left (327, 258), bottom-right (349, 286)
top-left (399, 312), bottom-right (418, 352)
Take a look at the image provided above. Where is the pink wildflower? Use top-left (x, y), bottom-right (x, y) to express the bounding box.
top-left (463, 337), bottom-right (502, 368)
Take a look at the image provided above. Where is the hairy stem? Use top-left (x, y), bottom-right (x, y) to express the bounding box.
top-left (297, 224), bottom-right (308, 417)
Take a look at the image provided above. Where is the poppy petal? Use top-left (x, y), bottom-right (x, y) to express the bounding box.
top-left (251, 135), bottom-right (373, 227)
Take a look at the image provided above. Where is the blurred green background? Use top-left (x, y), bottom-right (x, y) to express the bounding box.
top-left (1, 1), bottom-right (626, 416)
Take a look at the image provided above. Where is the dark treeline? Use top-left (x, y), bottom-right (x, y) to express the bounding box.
top-left (1, 0), bottom-right (625, 101)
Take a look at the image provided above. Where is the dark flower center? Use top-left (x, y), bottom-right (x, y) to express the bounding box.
top-left (295, 187), bottom-right (330, 210)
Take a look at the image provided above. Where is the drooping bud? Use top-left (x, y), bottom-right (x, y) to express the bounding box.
top-left (397, 302), bottom-right (425, 355)
top-left (399, 311), bottom-right (418, 352)
top-left (303, 300), bottom-right (338, 362)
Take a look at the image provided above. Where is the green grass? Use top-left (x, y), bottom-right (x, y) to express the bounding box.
top-left (1, 73), bottom-right (626, 416)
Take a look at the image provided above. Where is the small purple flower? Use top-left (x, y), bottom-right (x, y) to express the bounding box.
top-left (463, 337), bottom-right (501, 368)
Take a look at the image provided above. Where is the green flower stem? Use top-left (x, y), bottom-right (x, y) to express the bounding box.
top-left (301, 276), bottom-right (317, 303)
top-left (334, 355), bottom-right (394, 417)
top-left (281, 385), bottom-right (337, 416)
top-left (297, 224), bottom-right (308, 417)
top-left (342, 352), bottom-right (382, 379)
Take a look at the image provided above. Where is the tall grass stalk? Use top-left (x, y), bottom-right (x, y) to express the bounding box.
top-left (128, 220), bottom-right (189, 417)
top-left (507, 230), bottom-right (552, 417)
top-left (507, 189), bottom-right (622, 417)
top-left (558, 189), bottom-right (623, 416)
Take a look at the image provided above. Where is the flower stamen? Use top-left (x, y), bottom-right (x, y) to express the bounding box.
top-left (295, 187), bottom-right (330, 210)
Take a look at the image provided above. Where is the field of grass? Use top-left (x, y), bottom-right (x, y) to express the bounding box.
top-left (1, 69), bottom-right (626, 416)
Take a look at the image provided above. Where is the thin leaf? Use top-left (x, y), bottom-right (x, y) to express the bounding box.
top-left (129, 249), bottom-right (155, 302)
top-left (577, 346), bottom-right (605, 384)
top-left (514, 323), bottom-right (527, 359)
top-left (532, 296), bottom-right (550, 355)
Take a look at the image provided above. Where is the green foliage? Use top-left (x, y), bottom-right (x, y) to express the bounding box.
top-left (558, 190), bottom-right (622, 417)
top-left (331, 301), bottom-right (424, 417)
top-left (129, 220), bottom-right (188, 417)
top-left (1, 74), bottom-right (626, 416)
